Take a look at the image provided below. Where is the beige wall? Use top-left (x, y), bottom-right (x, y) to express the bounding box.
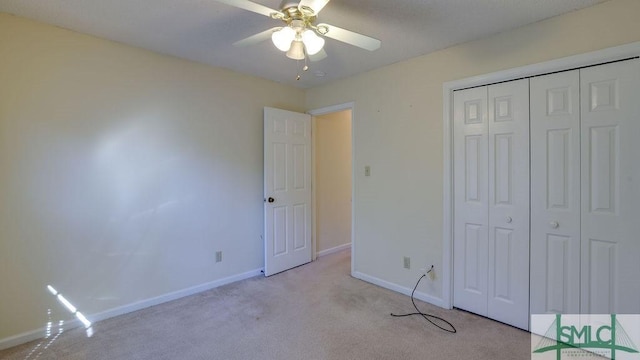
top-left (0, 13), bottom-right (304, 342)
top-left (314, 110), bottom-right (352, 255)
top-left (305, 0), bottom-right (640, 301)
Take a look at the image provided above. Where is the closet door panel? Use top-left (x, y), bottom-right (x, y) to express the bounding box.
top-left (530, 71), bottom-right (581, 315)
top-left (580, 59), bottom-right (640, 314)
top-left (453, 87), bottom-right (489, 316)
top-left (487, 79), bottom-right (530, 330)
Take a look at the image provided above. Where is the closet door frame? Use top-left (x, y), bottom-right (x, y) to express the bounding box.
top-left (442, 41), bottom-right (640, 310)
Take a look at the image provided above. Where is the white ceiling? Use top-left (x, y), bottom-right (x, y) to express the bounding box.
top-left (0, 0), bottom-right (610, 88)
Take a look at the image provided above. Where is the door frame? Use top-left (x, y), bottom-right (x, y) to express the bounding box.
top-left (308, 102), bottom-right (356, 275)
top-left (442, 41), bottom-right (640, 309)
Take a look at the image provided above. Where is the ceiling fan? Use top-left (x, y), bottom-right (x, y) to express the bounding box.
top-left (214, 0), bottom-right (381, 78)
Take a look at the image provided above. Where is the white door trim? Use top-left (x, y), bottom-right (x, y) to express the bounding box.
top-left (442, 41), bottom-right (640, 309)
top-left (308, 102), bottom-right (356, 276)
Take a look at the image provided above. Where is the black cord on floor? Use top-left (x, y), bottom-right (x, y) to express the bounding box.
top-left (390, 269), bottom-right (457, 333)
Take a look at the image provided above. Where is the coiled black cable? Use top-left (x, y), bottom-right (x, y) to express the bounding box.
top-left (390, 268), bottom-right (457, 333)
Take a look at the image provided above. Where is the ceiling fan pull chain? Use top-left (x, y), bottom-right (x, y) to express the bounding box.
top-left (296, 48), bottom-right (310, 81)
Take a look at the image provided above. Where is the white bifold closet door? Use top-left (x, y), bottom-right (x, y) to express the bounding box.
top-left (453, 79), bottom-right (530, 330)
top-left (530, 70), bottom-right (581, 315)
top-left (579, 59), bottom-right (640, 314)
top-left (530, 59), bottom-right (640, 315)
top-left (453, 86), bottom-right (489, 316)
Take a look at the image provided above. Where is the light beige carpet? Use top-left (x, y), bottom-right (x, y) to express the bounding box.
top-left (1, 250), bottom-right (531, 359)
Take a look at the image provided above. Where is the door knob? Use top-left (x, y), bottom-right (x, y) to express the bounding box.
top-left (267, 197), bottom-right (275, 203)
top-left (550, 221), bottom-right (559, 229)
top-left (506, 216), bottom-right (512, 223)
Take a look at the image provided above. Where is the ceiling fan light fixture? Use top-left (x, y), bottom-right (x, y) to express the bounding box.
top-left (286, 40), bottom-right (305, 60)
top-left (301, 29), bottom-right (324, 55)
top-left (271, 26), bottom-right (296, 51)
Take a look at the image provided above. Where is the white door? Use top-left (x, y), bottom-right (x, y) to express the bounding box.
top-left (487, 79), bottom-right (530, 330)
top-left (264, 107), bottom-right (312, 276)
top-left (453, 80), bottom-right (530, 330)
top-left (580, 59), bottom-right (640, 314)
top-left (453, 86), bottom-right (490, 316)
top-left (530, 70), bottom-right (581, 314)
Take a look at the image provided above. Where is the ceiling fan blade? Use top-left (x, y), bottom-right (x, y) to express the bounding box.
top-left (299, 0), bottom-right (330, 15)
top-left (309, 48), bottom-right (327, 62)
top-left (214, 0), bottom-right (283, 18)
top-left (233, 27), bottom-right (280, 47)
top-left (318, 23), bottom-right (381, 51)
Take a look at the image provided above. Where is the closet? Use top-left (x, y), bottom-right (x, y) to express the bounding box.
top-left (530, 59), bottom-right (640, 316)
top-left (452, 79), bottom-right (530, 330)
top-left (452, 58), bottom-right (640, 330)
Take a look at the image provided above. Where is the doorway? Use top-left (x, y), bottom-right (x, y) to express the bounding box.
top-left (309, 104), bottom-right (354, 272)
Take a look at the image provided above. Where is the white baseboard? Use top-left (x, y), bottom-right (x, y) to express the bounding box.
top-left (317, 243), bottom-right (351, 257)
top-left (352, 271), bottom-right (446, 309)
top-left (0, 268), bottom-right (264, 351)
top-left (0, 328), bottom-right (51, 352)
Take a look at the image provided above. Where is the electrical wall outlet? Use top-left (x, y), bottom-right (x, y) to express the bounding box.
top-left (215, 251), bottom-right (223, 263)
top-left (403, 256), bottom-right (410, 269)
top-left (420, 265), bottom-right (436, 280)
